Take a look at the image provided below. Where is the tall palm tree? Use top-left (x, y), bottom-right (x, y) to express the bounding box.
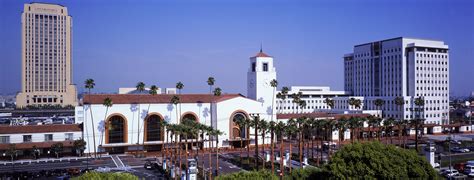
top-left (160, 120), bottom-right (169, 168)
top-left (286, 118), bottom-right (297, 173)
top-left (367, 115), bottom-right (378, 140)
top-left (233, 115), bottom-right (246, 166)
top-left (211, 129), bottom-right (224, 177)
top-left (414, 96), bottom-right (425, 152)
top-left (259, 120), bottom-right (268, 169)
top-left (207, 77), bottom-right (215, 94)
top-left (383, 117), bottom-right (395, 144)
top-left (275, 121), bottom-right (286, 177)
top-left (84, 78), bottom-right (97, 158)
top-left (278, 86), bottom-right (290, 114)
top-left (270, 79), bottom-right (278, 118)
top-left (205, 126), bottom-right (213, 180)
top-left (317, 119), bottom-right (327, 165)
top-left (374, 98), bottom-right (385, 118)
top-left (336, 117), bottom-right (348, 148)
top-left (249, 115), bottom-right (260, 169)
top-left (296, 117), bottom-right (306, 167)
top-left (394, 96), bottom-right (406, 147)
top-left (101, 97), bottom-right (113, 148)
top-left (268, 120), bottom-right (276, 173)
top-left (135, 82), bottom-right (145, 148)
top-left (348, 98), bottom-right (356, 110)
top-left (245, 115), bottom-right (251, 161)
top-left (176, 82), bottom-right (184, 121)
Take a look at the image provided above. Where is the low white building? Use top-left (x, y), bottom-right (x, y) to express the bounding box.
top-left (77, 93), bottom-right (266, 154)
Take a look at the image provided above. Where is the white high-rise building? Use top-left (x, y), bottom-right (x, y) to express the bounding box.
top-left (16, 3), bottom-right (77, 108)
top-left (344, 37), bottom-right (449, 124)
top-left (247, 48), bottom-right (277, 120)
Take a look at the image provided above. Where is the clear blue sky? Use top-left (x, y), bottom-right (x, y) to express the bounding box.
top-left (1, 0), bottom-right (473, 97)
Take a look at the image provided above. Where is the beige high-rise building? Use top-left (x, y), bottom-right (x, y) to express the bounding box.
top-left (16, 3), bottom-right (77, 108)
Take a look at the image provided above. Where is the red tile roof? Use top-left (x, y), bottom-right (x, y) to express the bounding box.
top-left (276, 112), bottom-right (371, 120)
top-left (0, 124), bottom-right (81, 134)
top-left (252, 51), bottom-right (272, 58)
top-left (0, 140), bottom-right (75, 150)
top-left (83, 94), bottom-right (244, 105)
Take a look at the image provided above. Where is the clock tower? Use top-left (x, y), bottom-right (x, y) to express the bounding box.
top-left (247, 48), bottom-right (277, 118)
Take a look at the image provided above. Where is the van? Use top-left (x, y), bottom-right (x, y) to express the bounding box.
top-left (464, 164), bottom-right (474, 177)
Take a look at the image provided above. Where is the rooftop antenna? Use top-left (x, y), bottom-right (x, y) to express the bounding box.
top-left (260, 42), bottom-right (263, 53)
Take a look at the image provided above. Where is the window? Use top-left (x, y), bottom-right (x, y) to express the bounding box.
top-left (0, 136), bottom-right (10, 144)
top-left (263, 63), bottom-right (268, 72)
top-left (45, 134), bottom-right (53, 141)
top-left (23, 135), bottom-right (32, 142)
top-left (65, 133), bottom-right (73, 141)
top-left (252, 63), bottom-right (256, 72)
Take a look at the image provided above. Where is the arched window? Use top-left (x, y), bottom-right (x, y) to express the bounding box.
top-left (231, 112), bottom-right (247, 139)
top-left (107, 115), bottom-right (126, 144)
top-left (146, 114), bottom-right (163, 142)
top-left (181, 112), bottom-right (198, 139)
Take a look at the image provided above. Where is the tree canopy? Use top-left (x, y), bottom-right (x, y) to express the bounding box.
top-left (327, 141), bottom-right (436, 179)
top-left (73, 172), bottom-right (138, 180)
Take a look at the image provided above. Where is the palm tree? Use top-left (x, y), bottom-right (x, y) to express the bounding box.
top-left (324, 97), bottom-right (335, 112)
top-left (180, 121), bottom-right (192, 178)
top-left (245, 115), bottom-right (251, 162)
top-left (101, 97), bottom-right (113, 149)
top-left (348, 98), bottom-right (356, 110)
top-left (268, 120), bottom-right (276, 173)
top-left (207, 77), bottom-right (215, 93)
top-left (317, 119), bottom-right (327, 165)
top-left (249, 115), bottom-right (259, 169)
top-left (270, 79), bottom-right (278, 118)
top-left (394, 96), bottom-right (405, 147)
top-left (84, 78), bottom-right (97, 158)
top-left (160, 120), bottom-right (169, 168)
top-left (233, 115), bottom-right (246, 166)
top-left (135, 82), bottom-right (145, 148)
top-left (336, 117), bottom-right (348, 148)
top-left (374, 98), bottom-right (385, 118)
top-left (211, 129), bottom-right (224, 177)
top-left (176, 82), bottom-right (184, 122)
top-left (142, 85), bottom-right (158, 152)
top-left (286, 118), bottom-right (297, 173)
top-left (275, 121), bottom-right (286, 177)
top-left (259, 120), bottom-right (268, 169)
top-left (383, 117), bottom-right (395, 144)
top-left (414, 96), bottom-right (425, 152)
top-left (367, 115), bottom-right (377, 140)
top-left (205, 125), bottom-right (214, 180)
top-left (296, 117), bottom-right (306, 167)
top-left (278, 86), bottom-right (290, 114)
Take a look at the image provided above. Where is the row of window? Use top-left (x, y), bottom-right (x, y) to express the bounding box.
top-left (0, 133), bottom-right (73, 144)
top-left (416, 53), bottom-right (448, 58)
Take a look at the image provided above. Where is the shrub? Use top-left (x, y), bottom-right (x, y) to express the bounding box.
top-left (73, 172), bottom-right (138, 180)
top-left (326, 141), bottom-right (437, 179)
top-left (215, 170), bottom-right (278, 180)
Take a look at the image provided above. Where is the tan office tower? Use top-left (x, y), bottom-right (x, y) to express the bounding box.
top-left (16, 3), bottom-right (77, 108)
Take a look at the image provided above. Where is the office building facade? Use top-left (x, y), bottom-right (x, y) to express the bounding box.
top-left (344, 37), bottom-right (449, 124)
top-left (16, 3), bottom-right (77, 108)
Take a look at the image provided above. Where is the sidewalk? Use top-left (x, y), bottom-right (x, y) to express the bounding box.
top-left (0, 155), bottom-right (110, 164)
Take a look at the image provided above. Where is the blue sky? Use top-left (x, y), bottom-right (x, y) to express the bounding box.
top-left (1, 0), bottom-right (473, 97)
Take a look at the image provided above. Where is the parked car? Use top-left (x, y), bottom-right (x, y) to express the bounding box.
top-left (144, 160), bottom-right (154, 170)
top-left (451, 140), bottom-right (462, 145)
top-left (464, 164), bottom-right (474, 177)
top-left (451, 173), bottom-right (468, 179)
top-left (451, 147), bottom-right (469, 153)
top-left (443, 169), bottom-right (460, 178)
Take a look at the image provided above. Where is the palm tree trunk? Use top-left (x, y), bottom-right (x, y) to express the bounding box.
top-left (262, 131), bottom-right (265, 169)
top-left (240, 138), bottom-right (243, 167)
top-left (208, 134), bottom-right (212, 180)
top-left (289, 134), bottom-right (292, 174)
top-left (254, 121), bottom-right (259, 170)
top-left (279, 133), bottom-right (284, 178)
top-left (270, 128), bottom-right (274, 173)
top-left (215, 135), bottom-right (219, 176)
top-left (88, 89), bottom-right (97, 158)
top-left (185, 135), bottom-right (189, 178)
top-left (299, 131), bottom-right (303, 167)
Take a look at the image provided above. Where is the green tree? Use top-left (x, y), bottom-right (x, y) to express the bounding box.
top-left (258, 120), bottom-right (268, 169)
top-left (73, 172), bottom-right (138, 180)
top-left (324, 97), bottom-right (335, 112)
top-left (51, 142), bottom-right (64, 158)
top-left (394, 96), bottom-right (406, 147)
top-left (268, 120), bottom-right (276, 173)
top-left (275, 121), bottom-right (286, 178)
top-left (327, 141), bottom-right (436, 179)
top-left (414, 96), bottom-right (425, 152)
top-left (383, 117), bottom-right (395, 144)
top-left (84, 78), bottom-right (97, 158)
top-left (215, 170), bottom-right (278, 180)
top-left (374, 98), bottom-right (385, 118)
top-left (73, 138), bottom-right (86, 157)
top-left (135, 82), bottom-right (145, 147)
top-left (101, 97), bottom-right (113, 147)
top-left (285, 118), bottom-right (297, 173)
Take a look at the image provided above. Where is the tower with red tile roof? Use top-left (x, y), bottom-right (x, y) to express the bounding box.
top-left (247, 47), bottom-right (277, 119)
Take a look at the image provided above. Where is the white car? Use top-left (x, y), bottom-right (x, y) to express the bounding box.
top-left (443, 169), bottom-right (459, 178)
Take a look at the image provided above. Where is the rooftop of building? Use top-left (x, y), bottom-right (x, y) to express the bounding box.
top-left (83, 93), bottom-right (247, 105)
top-left (354, 37), bottom-right (446, 48)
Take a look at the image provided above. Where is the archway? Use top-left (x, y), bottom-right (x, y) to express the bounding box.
top-left (181, 112), bottom-right (199, 140)
top-left (145, 114), bottom-right (164, 142)
top-left (106, 114), bottom-right (127, 144)
top-left (229, 111), bottom-right (249, 148)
